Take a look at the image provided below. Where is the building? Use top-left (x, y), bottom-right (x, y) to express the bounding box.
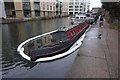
top-left (40, 0), bottom-right (56, 18)
top-left (3, 0), bottom-right (39, 19)
top-left (1, 0), bottom-right (69, 19)
top-left (55, 0), bottom-right (69, 17)
top-left (91, 7), bottom-right (101, 14)
top-left (84, 0), bottom-right (90, 12)
top-left (68, 0), bottom-right (90, 15)
top-left (62, 0), bottom-right (69, 16)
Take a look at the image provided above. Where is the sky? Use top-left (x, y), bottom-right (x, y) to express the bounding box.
top-left (90, 0), bottom-right (102, 10)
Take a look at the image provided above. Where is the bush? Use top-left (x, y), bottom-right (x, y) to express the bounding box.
top-left (104, 11), bottom-right (120, 30)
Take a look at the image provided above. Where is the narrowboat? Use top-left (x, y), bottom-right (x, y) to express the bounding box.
top-left (17, 20), bottom-right (90, 62)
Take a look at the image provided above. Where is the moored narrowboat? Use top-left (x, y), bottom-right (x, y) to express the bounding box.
top-left (17, 20), bottom-right (90, 62)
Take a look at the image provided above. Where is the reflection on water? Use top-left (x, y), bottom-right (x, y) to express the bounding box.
top-left (2, 17), bottom-right (78, 78)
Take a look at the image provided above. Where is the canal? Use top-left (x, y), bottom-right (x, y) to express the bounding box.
top-left (1, 17), bottom-right (79, 78)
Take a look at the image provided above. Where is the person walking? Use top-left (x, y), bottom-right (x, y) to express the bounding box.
top-left (98, 15), bottom-right (104, 39)
top-left (94, 15), bottom-right (99, 24)
top-left (99, 15), bottom-right (104, 27)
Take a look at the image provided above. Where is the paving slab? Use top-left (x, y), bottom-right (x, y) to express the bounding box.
top-left (67, 56), bottom-right (109, 78)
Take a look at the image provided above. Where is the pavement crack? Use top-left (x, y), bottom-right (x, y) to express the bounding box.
top-left (77, 54), bottom-right (105, 60)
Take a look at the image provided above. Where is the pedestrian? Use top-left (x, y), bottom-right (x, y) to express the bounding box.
top-left (99, 15), bottom-right (104, 27)
top-left (98, 15), bottom-right (104, 39)
top-left (94, 15), bottom-right (99, 24)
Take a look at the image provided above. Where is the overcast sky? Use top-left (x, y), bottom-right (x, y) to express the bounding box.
top-left (90, 0), bottom-right (102, 10)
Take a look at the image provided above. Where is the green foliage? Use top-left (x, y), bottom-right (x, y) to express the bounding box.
top-left (102, 2), bottom-right (120, 30)
top-left (102, 2), bottom-right (120, 19)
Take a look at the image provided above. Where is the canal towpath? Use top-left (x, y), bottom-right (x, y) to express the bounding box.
top-left (67, 20), bottom-right (118, 78)
top-left (0, 24), bottom-right (2, 80)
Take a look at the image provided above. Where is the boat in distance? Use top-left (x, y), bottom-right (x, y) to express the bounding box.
top-left (17, 19), bottom-right (90, 62)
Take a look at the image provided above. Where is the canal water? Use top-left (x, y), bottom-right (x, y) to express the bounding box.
top-left (1, 17), bottom-right (78, 78)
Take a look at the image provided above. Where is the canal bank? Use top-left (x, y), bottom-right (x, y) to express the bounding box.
top-left (67, 20), bottom-right (118, 78)
top-left (1, 15), bottom-right (69, 24)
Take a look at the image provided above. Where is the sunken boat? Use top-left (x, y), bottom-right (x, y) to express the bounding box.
top-left (17, 19), bottom-right (90, 62)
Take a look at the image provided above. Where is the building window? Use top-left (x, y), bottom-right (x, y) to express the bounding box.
top-left (24, 10), bottom-right (31, 17)
top-left (43, 12), bottom-right (45, 16)
top-left (34, 2), bottom-right (40, 11)
top-left (34, 2), bottom-right (40, 16)
top-left (50, 6), bottom-right (52, 10)
top-left (47, 2), bottom-right (49, 10)
top-left (4, 2), bottom-right (16, 17)
top-left (69, 2), bottom-right (73, 5)
top-left (54, 12), bottom-right (56, 16)
top-left (22, 0), bottom-right (31, 17)
top-left (50, 12), bottom-right (52, 16)
top-left (69, 12), bottom-right (73, 15)
top-left (69, 9), bottom-right (73, 11)
top-left (80, 6), bottom-right (82, 8)
top-left (43, 2), bottom-right (45, 10)
top-left (81, 3), bottom-right (83, 5)
top-left (75, 2), bottom-right (79, 5)
top-left (35, 11), bottom-right (40, 16)
top-left (23, 2), bottom-right (31, 10)
top-left (69, 6), bottom-right (73, 8)
top-left (75, 6), bottom-right (79, 8)
top-left (75, 0), bottom-right (79, 1)
top-left (75, 9), bottom-right (78, 11)
top-left (48, 12), bottom-right (49, 16)
top-left (53, 2), bottom-right (55, 10)
top-left (84, 8), bottom-right (85, 11)
top-left (50, 2), bottom-right (52, 10)
top-left (53, 6), bottom-right (55, 10)
top-left (75, 12), bottom-right (78, 14)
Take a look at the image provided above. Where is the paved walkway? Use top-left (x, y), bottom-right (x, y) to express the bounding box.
top-left (0, 25), bottom-right (2, 80)
top-left (67, 20), bottom-right (118, 78)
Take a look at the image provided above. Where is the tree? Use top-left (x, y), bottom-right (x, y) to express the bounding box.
top-left (102, 2), bottom-right (120, 20)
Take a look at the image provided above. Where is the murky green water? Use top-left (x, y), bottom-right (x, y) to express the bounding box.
top-left (1, 17), bottom-right (78, 78)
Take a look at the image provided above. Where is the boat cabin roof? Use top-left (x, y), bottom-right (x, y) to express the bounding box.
top-left (24, 31), bottom-right (69, 52)
top-left (59, 20), bottom-right (85, 31)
